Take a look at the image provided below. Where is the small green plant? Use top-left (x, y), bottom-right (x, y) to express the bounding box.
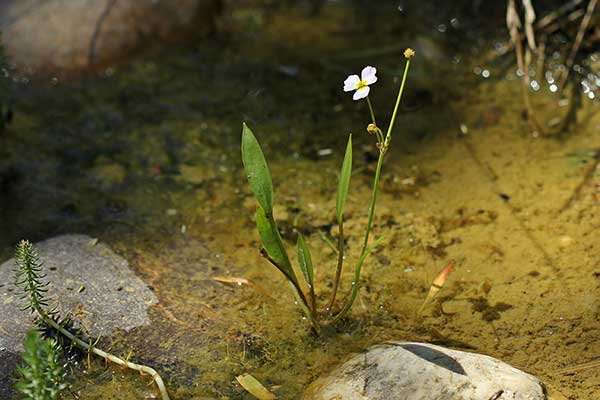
top-left (14, 240), bottom-right (171, 400)
top-left (242, 49), bottom-right (414, 334)
top-left (15, 330), bottom-right (68, 400)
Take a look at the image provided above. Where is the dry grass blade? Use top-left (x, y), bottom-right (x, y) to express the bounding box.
top-left (418, 260), bottom-right (456, 315)
top-left (236, 373), bottom-right (277, 400)
top-left (556, 359), bottom-right (600, 374)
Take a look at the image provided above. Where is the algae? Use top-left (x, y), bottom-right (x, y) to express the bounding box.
top-left (0, 1), bottom-right (598, 399)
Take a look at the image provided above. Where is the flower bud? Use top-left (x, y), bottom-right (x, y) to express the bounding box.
top-left (367, 123), bottom-right (378, 135)
top-left (404, 48), bottom-right (415, 59)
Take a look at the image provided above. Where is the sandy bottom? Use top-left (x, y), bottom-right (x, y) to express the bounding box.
top-left (1, 3), bottom-right (598, 399)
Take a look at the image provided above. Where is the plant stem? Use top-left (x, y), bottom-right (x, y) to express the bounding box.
top-left (308, 283), bottom-right (317, 316)
top-left (328, 152), bottom-right (384, 324)
top-left (366, 96), bottom-right (377, 125)
top-left (366, 96), bottom-right (384, 144)
top-left (261, 251), bottom-right (321, 335)
top-left (36, 307), bottom-right (171, 400)
top-left (383, 59), bottom-right (411, 149)
top-left (288, 281), bottom-right (322, 335)
top-left (326, 221), bottom-right (344, 314)
top-left (329, 58), bottom-right (412, 324)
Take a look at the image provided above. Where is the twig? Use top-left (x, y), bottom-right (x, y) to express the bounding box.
top-left (507, 0), bottom-right (546, 135)
top-left (536, 0), bottom-right (584, 30)
top-left (559, 0), bottom-right (598, 92)
top-left (556, 359), bottom-right (600, 374)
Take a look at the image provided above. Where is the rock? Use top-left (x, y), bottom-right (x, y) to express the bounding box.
top-left (0, 0), bottom-right (222, 74)
top-left (0, 234), bottom-right (157, 398)
top-left (304, 342), bottom-right (549, 400)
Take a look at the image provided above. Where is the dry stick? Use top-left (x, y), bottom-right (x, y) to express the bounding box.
top-left (557, 359), bottom-right (600, 374)
top-left (536, 34), bottom-right (546, 79)
top-left (542, 9), bottom-right (585, 34)
top-left (484, 6), bottom-right (584, 65)
top-left (522, 0), bottom-right (537, 50)
top-left (37, 308), bottom-right (170, 400)
top-left (507, 0), bottom-right (545, 135)
top-left (536, 0), bottom-right (584, 30)
top-left (559, 0), bottom-right (598, 92)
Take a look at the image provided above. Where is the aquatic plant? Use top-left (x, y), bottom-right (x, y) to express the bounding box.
top-left (14, 240), bottom-right (171, 400)
top-left (241, 49), bottom-right (414, 334)
top-left (15, 330), bottom-right (68, 400)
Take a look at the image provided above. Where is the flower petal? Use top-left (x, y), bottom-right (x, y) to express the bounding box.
top-left (343, 74), bottom-right (360, 92)
top-left (353, 86), bottom-right (370, 100)
top-left (361, 66), bottom-right (377, 85)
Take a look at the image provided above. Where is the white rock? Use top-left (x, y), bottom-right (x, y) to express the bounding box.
top-left (304, 342), bottom-right (548, 400)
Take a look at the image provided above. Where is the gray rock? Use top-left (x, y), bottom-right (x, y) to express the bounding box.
top-left (304, 342), bottom-right (549, 400)
top-left (0, 234), bottom-right (157, 398)
top-left (0, 0), bottom-right (222, 74)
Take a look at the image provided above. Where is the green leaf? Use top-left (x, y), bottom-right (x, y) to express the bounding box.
top-left (296, 234), bottom-right (314, 287)
top-left (256, 206), bottom-right (293, 276)
top-left (242, 123), bottom-right (274, 215)
top-left (336, 134), bottom-right (352, 224)
top-left (236, 373), bottom-right (277, 400)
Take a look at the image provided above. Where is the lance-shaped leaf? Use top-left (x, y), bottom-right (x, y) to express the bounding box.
top-left (256, 206), bottom-right (294, 278)
top-left (336, 134), bottom-right (352, 224)
top-left (242, 123), bottom-right (274, 215)
top-left (236, 374), bottom-right (276, 400)
top-left (296, 234), bottom-right (314, 287)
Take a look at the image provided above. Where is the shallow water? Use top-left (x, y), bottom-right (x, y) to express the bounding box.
top-left (1, 2), bottom-right (599, 399)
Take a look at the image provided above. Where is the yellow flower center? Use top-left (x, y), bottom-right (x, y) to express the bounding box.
top-left (355, 80), bottom-right (368, 90)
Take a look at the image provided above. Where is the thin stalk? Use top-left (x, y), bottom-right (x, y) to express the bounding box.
top-left (261, 252), bottom-right (321, 335)
top-left (329, 58), bottom-right (412, 324)
top-left (326, 221), bottom-right (344, 314)
top-left (559, 0), bottom-right (598, 92)
top-left (366, 96), bottom-right (384, 144)
top-left (366, 96), bottom-right (377, 125)
top-left (36, 307), bottom-right (170, 400)
top-left (328, 153), bottom-right (384, 324)
top-left (308, 284), bottom-right (317, 316)
top-left (288, 281), bottom-right (321, 336)
top-left (383, 59), bottom-right (411, 148)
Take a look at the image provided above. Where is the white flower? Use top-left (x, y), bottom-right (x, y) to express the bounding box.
top-left (343, 66), bottom-right (378, 100)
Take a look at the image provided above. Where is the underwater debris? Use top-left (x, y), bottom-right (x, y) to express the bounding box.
top-left (418, 260), bottom-right (455, 315)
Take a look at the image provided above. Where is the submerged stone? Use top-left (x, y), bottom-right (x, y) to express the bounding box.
top-left (0, 234), bottom-right (157, 398)
top-left (0, 0), bottom-right (222, 74)
top-left (304, 342), bottom-right (548, 400)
